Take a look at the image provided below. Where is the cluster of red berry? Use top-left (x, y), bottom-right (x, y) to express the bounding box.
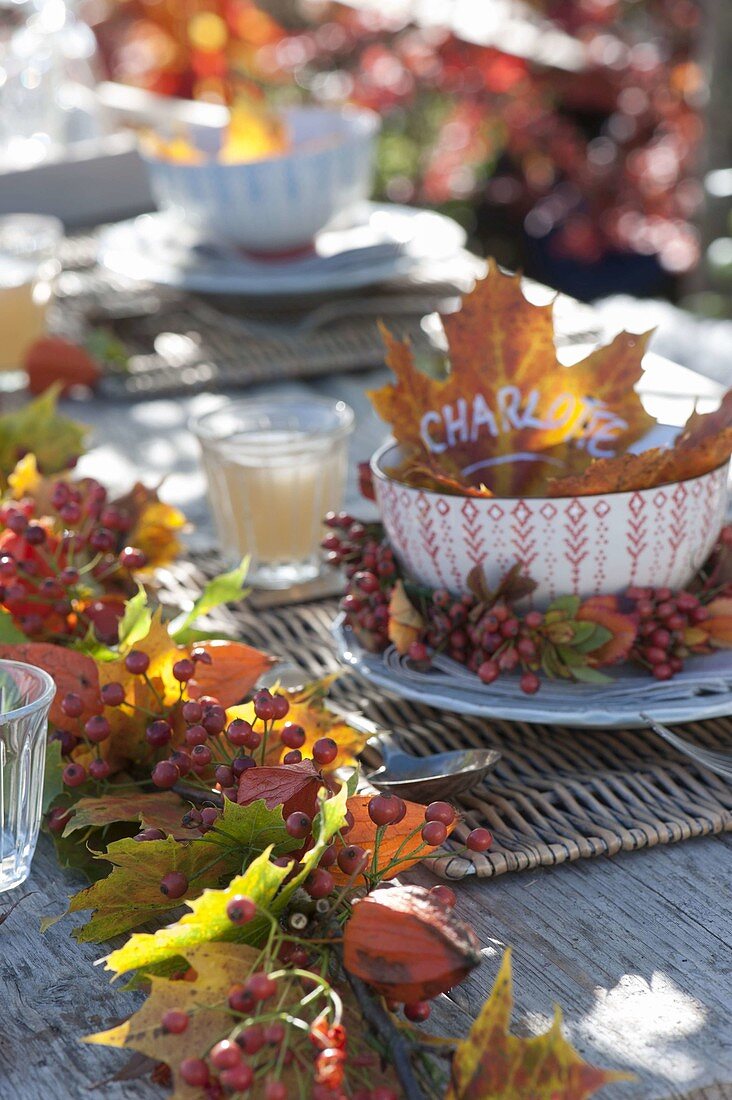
top-left (323, 514), bottom-right (543, 694)
top-left (0, 476), bottom-right (146, 644)
top-left (626, 584), bottom-right (709, 681)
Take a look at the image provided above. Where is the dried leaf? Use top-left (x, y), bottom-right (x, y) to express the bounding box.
top-left (63, 791), bottom-right (198, 840)
top-left (448, 949), bottom-right (632, 1099)
top-left (0, 642), bottom-right (100, 727)
top-left (237, 759), bottom-right (324, 820)
top-left (370, 263), bottom-right (654, 496)
top-left (702, 597), bottom-right (732, 648)
top-left (331, 794), bottom-right (456, 883)
top-left (387, 581), bottom-right (425, 655)
top-left (185, 640), bottom-right (274, 707)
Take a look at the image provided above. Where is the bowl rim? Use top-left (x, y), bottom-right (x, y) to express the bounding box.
top-left (141, 103), bottom-right (380, 171)
top-left (369, 437), bottom-right (731, 502)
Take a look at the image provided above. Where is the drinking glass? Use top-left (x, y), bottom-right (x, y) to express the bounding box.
top-left (0, 659), bottom-right (55, 893)
top-left (191, 396), bottom-right (355, 589)
top-left (0, 214), bottom-right (63, 390)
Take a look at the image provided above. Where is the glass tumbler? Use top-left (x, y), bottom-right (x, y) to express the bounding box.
top-left (0, 659), bottom-right (55, 893)
top-left (0, 213), bottom-right (63, 390)
top-left (191, 396), bottom-right (354, 589)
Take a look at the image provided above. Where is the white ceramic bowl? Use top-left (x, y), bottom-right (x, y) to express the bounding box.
top-left (141, 105), bottom-right (379, 253)
top-left (371, 441), bottom-right (729, 605)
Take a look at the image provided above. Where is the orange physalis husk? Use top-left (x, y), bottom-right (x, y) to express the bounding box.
top-left (576, 597), bottom-right (637, 666)
top-left (447, 949), bottom-right (633, 1100)
top-left (343, 885), bottom-right (481, 1003)
top-left (331, 795), bottom-right (456, 884)
top-left (369, 260), bottom-right (654, 497)
top-left (0, 642), bottom-right (101, 727)
top-left (387, 580), bottom-right (425, 655)
top-left (700, 596), bottom-right (732, 648)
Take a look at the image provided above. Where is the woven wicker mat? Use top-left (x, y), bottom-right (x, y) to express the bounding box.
top-left (156, 555), bottom-right (732, 880)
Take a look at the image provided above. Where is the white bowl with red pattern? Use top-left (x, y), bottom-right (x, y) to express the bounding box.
top-left (370, 441), bottom-right (729, 605)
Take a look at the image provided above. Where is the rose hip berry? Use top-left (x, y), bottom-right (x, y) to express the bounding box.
top-left (285, 811), bottom-right (312, 839)
top-left (424, 801), bottom-right (455, 826)
top-left (160, 872), bottom-right (188, 899)
top-left (367, 793), bottom-right (405, 826)
top-left (226, 895), bottom-right (256, 925)
top-left (162, 1009), bottom-right (189, 1034)
top-left (312, 737), bottom-right (338, 765)
top-left (422, 820), bottom-right (448, 846)
top-left (466, 827), bottom-right (493, 852)
top-left (124, 650), bottom-right (150, 676)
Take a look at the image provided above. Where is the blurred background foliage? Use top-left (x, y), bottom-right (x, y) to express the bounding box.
top-left (86, 0), bottom-right (730, 307)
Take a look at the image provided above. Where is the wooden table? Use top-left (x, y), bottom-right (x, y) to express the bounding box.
top-left (1, 372), bottom-right (730, 1100)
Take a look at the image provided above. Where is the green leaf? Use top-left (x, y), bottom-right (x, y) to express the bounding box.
top-left (169, 559), bottom-right (250, 643)
top-left (573, 624), bottom-right (613, 655)
top-left (547, 595), bottom-right (581, 618)
top-left (0, 385), bottom-right (87, 479)
top-left (116, 586), bottom-right (152, 651)
top-left (568, 621), bottom-right (598, 647)
top-left (205, 798), bottom-right (301, 861)
top-left (569, 664), bottom-right (612, 684)
top-left (103, 787), bottom-right (349, 976)
top-left (42, 739), bottom-right (65, 813)
top-left (0, 608), bottom-right (27, 643)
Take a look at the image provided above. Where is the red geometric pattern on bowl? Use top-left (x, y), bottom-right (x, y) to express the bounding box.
top-left (370, 441), bottom-right (730, 604)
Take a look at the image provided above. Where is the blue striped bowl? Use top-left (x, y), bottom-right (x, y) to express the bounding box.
top-left (141, 105), bottom-right (379, 253)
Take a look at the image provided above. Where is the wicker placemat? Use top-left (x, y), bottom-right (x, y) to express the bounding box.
top-left (156, 554), bottom-right (732, 880)
top-left (53, 232), bottom-right (602, 400)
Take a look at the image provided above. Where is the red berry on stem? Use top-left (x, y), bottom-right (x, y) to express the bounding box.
top-left (134, 827), bottom-right (165, 842)
top-left (179, 1058), bottom-right (209, 1087)
top-left (162, 1009), bottom-right (189, 1034)
top-left (280, 722), bottom-right (305, 749)
top-left (63, 762), bottom-right (86, 787)
top-left (119, 546), bottom-right (146, 570)
top-left (520, 671), bottom-right (541, 695)
top-left (226, 895), bottom-right (256, 925)
top-left (61, 692), bottom-right (83, 719)
top-left (305, 868), bottom-right (334, 899)
top-left (210, 1040), bottom-right (241, 1070)
top-left (227, 718), bottom-right (254, 746)
top-left (367, 793), bottom-right (405, 826)
top-left (271, 693), bottom-right (289, 720)
top-left (430, 884), bottom-right (457, 908)
top-left (146, 719), bottom-right (172, 747)
top-left (478, 660), bottom-right (499, 684)
top-left (263, 1022), bottom-right (285, 1045)
top-left (285, 811), bottom-right (311, 839)
top-left (173, 658), bottom-right (195, 682)
top-left (192, 744), bottom-right (212, 767)
top-left (220, 1064), bottom-right (253, 1092)
top-left (228, 984), bottom-right (255, 1013)
top-left (125, 650), bottom-right (150, 675)
top-left (47, 806), bottom-right (72, 834)
top-left (160, 871), bottom-right (188, 899)
top-left (101, 682), bottom-right (125, 707)
top-left (283, 749), bottom-right (302, 765)
top-left (337, 845), bottom-right (368, 875)
top-left (424, 801), bottom-right (455, 826)
top-left (83, 717), bottom-right (110, 743)
top-left (246, 972), bottom-right (277, 1002)
top-left (89, 758), bottom-right (111, 781)
top-left (264, 1079), bottom-right (287, 1100)
top-left (422, 820), bottom-right (447, 846)
top-left (253, 690), bottom-right (276, 722)
top-left (466, 828), bottom-right (493, 852)
top-left (151, 760), bottom-right (180, 789)
top-left (312, 737), bottom-right (338, 765)
top-left (185, 723), bottom-right (208, 746)
top-left (404, 1001), bottom-right (431, 1022)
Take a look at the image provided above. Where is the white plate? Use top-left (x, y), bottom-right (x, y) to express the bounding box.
top-left (333, 618), bottom-right (732, 728)
top-left (97, 202), bottom-right (467, 296)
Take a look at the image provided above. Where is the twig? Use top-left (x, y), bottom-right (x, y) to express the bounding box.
top-left (0, 892), bottom-right (36, 927)
top-left (172, 781), bottom-right (223, 808)
top-left (343, 968), bottom-right (426, 1100)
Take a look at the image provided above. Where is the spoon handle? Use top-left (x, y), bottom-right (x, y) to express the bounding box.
top-left (366, 730), bottom-right (404, 765)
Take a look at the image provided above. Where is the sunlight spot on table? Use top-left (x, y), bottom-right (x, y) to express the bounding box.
top-left (572, 971), bottom-right (707, 1082)
top-left (130, 401), bottom-right (186, 428)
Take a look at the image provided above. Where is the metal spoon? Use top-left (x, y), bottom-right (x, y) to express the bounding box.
top-left (363, 730), bottom-right (501, 803)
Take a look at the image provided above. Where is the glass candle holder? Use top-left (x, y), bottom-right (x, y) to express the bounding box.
top-left (0, 659), bottom-right (55, 893)
top-left (0, 213), bottom-right (63, 390)
top-left (191, 396), bottom-right (354, 589)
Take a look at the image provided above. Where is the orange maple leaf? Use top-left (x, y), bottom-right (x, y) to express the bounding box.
top-left (369, 261), bottom-right (654, 496)
top-left (448, 949), bottom-right (633, 1100)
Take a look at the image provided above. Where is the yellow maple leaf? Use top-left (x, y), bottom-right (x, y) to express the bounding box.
top-left (7, 453), bottom-right (41, 499)
top-left (129, 499), bottom-right (187, 570)
top-left (448, 950), bottom-right (633, 1100)
top-left (369, 261), bottom-right (654, 496)
top-left (85, 942), bottom-right (259, 1097)
top-left (227, 679), bottom-right (368, 770)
